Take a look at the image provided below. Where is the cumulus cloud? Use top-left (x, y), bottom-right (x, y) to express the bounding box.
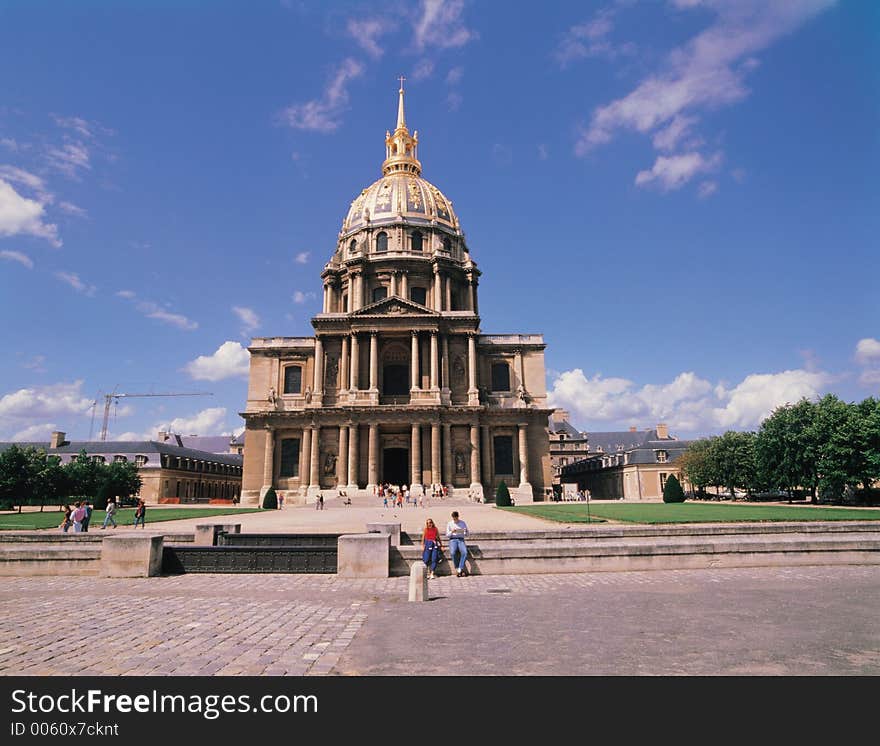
top-left (155, 407), bottom-right (229, 437)
top-left (0, 380), bottom-right (93, 439)
top-left (413, 0), bottom-right (478, 51)
top-left (11, 422), bottom-right (58, 441)
top-left (0, 174), bottom-right (61, 247)
top-left (0, 250), bottom-right (33, 268)
top-left (55, 271), bottom-right (96, 296)
top-left (548, 366), bottom-right (832, 434)
top-left (855, 338), bottom-right (880, 387)
top-left (280, 58), bottom-right (365, 132)
top-left (184, 341), bottom-right (250, 382)
top-left (635, 151), bottom-right (722, 191)
top-left (232, 305), bottom-right (260, 334)
top-left (116, 290), bottom-right (198, 330)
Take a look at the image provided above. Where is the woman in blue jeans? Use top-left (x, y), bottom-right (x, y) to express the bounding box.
top-left (421, 518), bottom-right (443, 579)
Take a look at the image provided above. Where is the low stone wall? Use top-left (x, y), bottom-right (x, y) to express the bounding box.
top-left (337, 533), bottom-right (390, 578)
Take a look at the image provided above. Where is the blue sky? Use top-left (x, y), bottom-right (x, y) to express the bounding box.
top-left (0, 0), bottom-right (877, 442)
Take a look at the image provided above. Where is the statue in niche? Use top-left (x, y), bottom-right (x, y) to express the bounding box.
top-left (326, 356), bottom-right (338, 387)
top-left (267, 387), bottom-right (277, 407)
top-left (516, 384), bottom-right (529, 403)
top-left (304, 386), bottom-right (313, 403)
top-left (323, 453), bottom-right (337, 476)
top-left (452, 356), bottom-right (466, 386)
top-left (455, 451), bottom-right (467, 475)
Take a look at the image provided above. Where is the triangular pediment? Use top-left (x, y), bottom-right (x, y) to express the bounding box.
top-left (352, 295), bottom-right (438, 317)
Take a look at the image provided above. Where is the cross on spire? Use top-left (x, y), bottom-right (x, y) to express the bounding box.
top-left (398, 74), bottom-right (406, 91)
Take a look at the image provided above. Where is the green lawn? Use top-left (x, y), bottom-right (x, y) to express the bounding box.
top-left (0, 507), bottom-right (262, 531)
top-left (501, 502), bottom-right (880, 524)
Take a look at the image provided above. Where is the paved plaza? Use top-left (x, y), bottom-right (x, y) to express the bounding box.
top-left (1, 564), bottom-right (878, 676)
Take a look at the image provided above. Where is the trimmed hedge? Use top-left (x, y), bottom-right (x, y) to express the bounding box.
top-left (663, 474), bottom-right (686, 503)
top-left (262, 487), bottom-right (278, 509)
top-left (495, 480), bottom-right (512, 507)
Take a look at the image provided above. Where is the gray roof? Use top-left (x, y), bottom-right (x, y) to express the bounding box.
top-left (178, 435), bottom-right (236, 454)
top-left (0, 440), bottom-right (243, 467)
top-left (585, 429), bottom-right (676, 454)
top-left (549, 419), bottom-right (583, 438)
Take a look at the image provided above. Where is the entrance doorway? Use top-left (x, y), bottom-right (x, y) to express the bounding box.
top-left (382, 447), bottom-right (408, 486)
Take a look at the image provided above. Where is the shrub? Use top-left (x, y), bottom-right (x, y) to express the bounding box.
top-left (663, 474), bottom-right (686, 503)
top-left (262, 487), bottom-right (278, 509)
top-left (0, 498), bottom-right (14, 511)
top-left (495, 480), bottom-right (512, 507)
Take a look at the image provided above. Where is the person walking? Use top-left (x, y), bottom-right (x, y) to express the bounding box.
top-left (133, 499), bottom-right (146, 528)
top-left (278, 492), bottom-right (285, 509)
top-left (421, 518), bottom-right (443, 579)
top-left (317, 493), bottom-right (324, 510)
top-left (101, 498), bottom-right (118, 529)
top-left (445, 510), bottom-right (470, 577)
top-left (71, 501), bottom-right (86, 533)
top-left (60, 504), bottom-right (72, 533)
top-left (81, 500), bottom-right (93, 532)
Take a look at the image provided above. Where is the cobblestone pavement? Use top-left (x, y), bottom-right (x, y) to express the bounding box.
top-left (1, 565), bottom-right (878, 676)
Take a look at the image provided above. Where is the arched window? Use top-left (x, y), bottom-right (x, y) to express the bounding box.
top-left (349, 238), bottom-right (357, 254)
top-left (442, 236), bottom-right (452, 253)
top-left (411, 231), bottom-right (423, 252)
top-left (376, 232), bottom-right (388, 252)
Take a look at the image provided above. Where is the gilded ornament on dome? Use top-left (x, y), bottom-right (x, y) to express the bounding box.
top-left (406, 179), bottom-right (424, 212)
top-left (375, 180), bottom-right (393, 210)
top-left (430, 186), bottom-right (449, 219)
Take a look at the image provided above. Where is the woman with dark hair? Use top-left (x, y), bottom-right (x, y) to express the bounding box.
top-left (421, 518), bottom-right (443, 579)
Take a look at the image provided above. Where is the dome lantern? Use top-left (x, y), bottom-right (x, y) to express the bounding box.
top-left (382, 76), bottom-right (421, 177)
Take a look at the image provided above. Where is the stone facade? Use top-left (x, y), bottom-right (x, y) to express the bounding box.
top-left (240, 84), bottom-right (552, 505)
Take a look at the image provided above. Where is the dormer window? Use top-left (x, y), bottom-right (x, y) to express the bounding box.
top-left (656, 450), bottom-right (668, 463)
top-left (376, 232), bottom-right (388, 252)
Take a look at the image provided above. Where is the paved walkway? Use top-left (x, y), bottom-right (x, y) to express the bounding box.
top-left (2, 565), bottom-right (878, 676)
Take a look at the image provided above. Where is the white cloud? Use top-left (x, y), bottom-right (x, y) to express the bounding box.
top-left (155, 407), bottom-right (229, 437)
top-left (0, 250), bottom-right (33, 268)
top-left (548, 366), bottom-right (832, 434)
top-left (0, 165), bottom-right (53, 203)
top-left (55, 271), bottom-right (96, 296)
top-left (0, 138), bottom-right (20, 151)
top-left (294, 251), bottom-right (310, 264)
top-left (0, 176), bottom-right (61, 247)
top-left (697, 180), bottom-right (719, 198)
top-left (0, 380), bottom-right (93, 439)
top-left (116, 290), bottom-right (198, 330)
top-left (635, 151), bottom-right (722, 191)
top-left (652, 114), bottom-right (700, 152)
top-left (854, 338), bottom-right (880, 365)
top-left (413, 0), bottom-right (478, 51)
top-left (21, 355), bottom-right (47, 372)
top-left (346, 17), bottom-right (393, 59)
top-left (58, 201), bottom-right (87, 217)
top-left (293, 290), bottom-right (317, 304)
top-left (10, 422), bottom-right (58, 441)
top-left (412, 59), bottom-right (435, 80)
top-left (554, 8), bottom-right (635, 68)
top-left (45, 141), bottom-right (91, 179)
top-left (184, 341), bottom-right (250, 382)
top-left (280, 58), bottom-right (365, 132)
top-left (232, 305), bottom-right (260, 334)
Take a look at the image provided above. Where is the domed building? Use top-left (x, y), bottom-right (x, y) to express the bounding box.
top-left (239, 83), bottom-right (552, 504)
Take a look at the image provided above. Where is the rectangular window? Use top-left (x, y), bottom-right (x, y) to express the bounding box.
top-left (410, 287), bottom-right (427, 306)
top-left (660, 472), bottom-right (668, 491)
top-left (283, 365), bottom-right (302, 394)
top-left (493, 435), bottom-right (514, 475)
top-left (372, 286), bottom-right (388, 303)
top-left (280, 438), bottom-right (301, 478)
top-left (491, 362), bottom-right (510, 392)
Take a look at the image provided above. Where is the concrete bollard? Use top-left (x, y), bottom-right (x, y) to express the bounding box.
top-left (365, 522), bottom-right (401, 547)
top-left (101, 534), bottom-right (164, 577)
top-left (408, 562), bottom-right (428, 602)
top-left (337, 533), bottom-right (390, 578)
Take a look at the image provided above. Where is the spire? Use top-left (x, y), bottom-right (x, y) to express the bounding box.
top-left (383, 76), bottom-right (421, 177)
top-left (397, 75), bottom-right (406, 130)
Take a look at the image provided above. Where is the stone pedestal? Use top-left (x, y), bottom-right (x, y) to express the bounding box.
top-left (366, 522), bottom-right (401, 547)
top-left (409, 562), bottom-right (428, 602)
top-left (337, 533), bottom-right (390, 578)
top-left (101, 534), bottom-right (164, 577)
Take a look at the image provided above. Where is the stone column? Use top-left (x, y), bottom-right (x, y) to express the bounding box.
top-left (442, 423), bottom-right (452, 484)
top-left (261, 426), bottom-right (274, 497)
top-left (358, 274), bottom-right (365, 310)
top-left (433, 266), bottom-right (441, 310)
top-left (337, 425), bottom-right (348, 487)
top-left (481, 425), bottom-right (492, 485)
top-left (445, 275), bottom-right (452, 311)
top-left (441, 334), bottom-right (450, 392)
top-left (430, 332), bottom-right (439, 391)
top-left (468, 279), bottom-right (475, 311)
top-left (367, 423), bottom-right (378, 491)
top-left (410, 331), bottom-right (420, 391)
top-left (350, 272), bottom-right (359, 311)
top-left (472, 280), bottom-right (479, 316)
top-left (309, 426), bottom-right (320, 488)
top-left (350, 333), bottom-right (360, 391)
top-left (347, 425), bottom-right (359, 491)
top-left (390, 272), bottom-right (398, 297)
top-left (369, 332), bottom-right (378, 392)
top-left (467, 333), bottom-right (479, 404)
top-left (410, 424), bottom-right (422, 492)
top-left (470, 424), bottom-right (481, 492)
top-left (431, 422), bottom-right (441, 485)
top-left (313, 337), bottom-right (324, 398)
top-left (300, 427), bottom-right (311, 488)
top-left (323, 284), bottom-right (329, 313)
top-left (515, 348), bottom-right (525, 392)
top-left (400, 273), bottom-right (408, 300)
top-left (518, 423), bottom-right (532, 490)
top-left (339, 336), bottom-right (349, 394)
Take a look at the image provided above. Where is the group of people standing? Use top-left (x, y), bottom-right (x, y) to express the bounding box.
top-left (60, 498), bottom-right (146, 532)
top-left (421, 511), bottom-right (470, 579)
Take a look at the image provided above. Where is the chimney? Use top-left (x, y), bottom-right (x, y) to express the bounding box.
top-left (49, 431), bottom-right (66, 449)
top-left (157, 430), bottom-right (168, 442)
top-left (656, 423), bottom-right (669, 440)
top-left (551, 409), bottom-right (569, 423)
top-left (629, 426), bottom-right (637, 432)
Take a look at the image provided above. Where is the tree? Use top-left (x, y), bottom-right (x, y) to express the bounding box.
top-left (813, 394), bottom-right (861, 502)
top-left (495, 480), bottom-right (512, 507)
top-left (262, 487), bottom-right (278, 509)
top-left (64, 450), bottom-right (105, 501)
top-left (97, 461), bottom-right (143, 510)
top-left (0, 445), bottom-right (32, 512)
top-left (27, 450), bottom-right (67, 512)
top-left (711, 430), bottom-right (759, 498)
top-left (663, 474), bottom-right (686, 503)
top-left (678, 438), bottom-right (716, 498)
top-left (852, 397), bottom-right (880, 493)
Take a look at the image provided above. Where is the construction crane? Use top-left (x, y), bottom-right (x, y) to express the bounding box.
top-left (99, 391), bottom-right (213, 441)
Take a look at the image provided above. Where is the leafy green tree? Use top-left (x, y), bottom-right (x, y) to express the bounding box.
top-left (0, 445), bottom-right (33, 512)
top-left (262, 486), bottom-right (278, 509)
top-left (662, 474), bottom-right (686, 503)
top-left (678, 438), bottom-right (716, 498)
top-left (711, 430), bottom-right (759, 498)
top-left (96, 461), bottom-right (142, 510)
top-left (852, 397), bottom-right (880, 492)
top-left (64, 450), bottom-right (105, 501)
top-left (495, 480), bottom-right (512, 507)
top-left (27, 449), bottom-right (68, 511)
top-left (813, 394), bottom-right (862, 502)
